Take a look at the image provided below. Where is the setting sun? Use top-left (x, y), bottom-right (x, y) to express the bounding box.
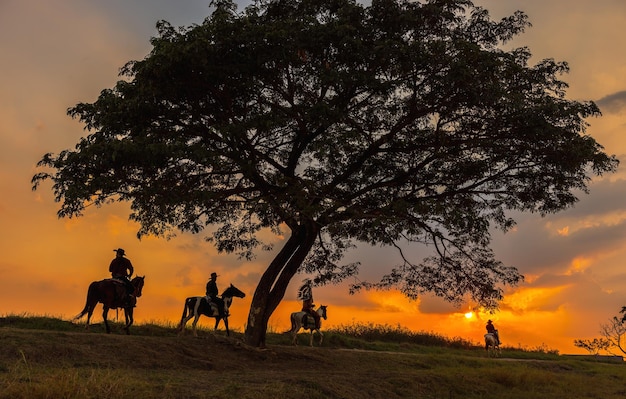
top-left (464, 311), bottom-right (474, 319)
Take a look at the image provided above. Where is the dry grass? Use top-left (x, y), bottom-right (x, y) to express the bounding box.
top-left (1, 316), bottom-right (625, 398)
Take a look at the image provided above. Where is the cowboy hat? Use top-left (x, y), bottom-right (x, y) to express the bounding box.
top-left (113, 248), bottom-right (126, 256)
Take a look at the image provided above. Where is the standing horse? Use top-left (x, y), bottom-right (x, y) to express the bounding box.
top-left (178, 284), bottom-right (246, 337)
top-left (74, 276), bottom-right (145, 334)
top-left (287, 305), bottom-right (327, 346)
top-left (485, 333), bottom-right (501, 357)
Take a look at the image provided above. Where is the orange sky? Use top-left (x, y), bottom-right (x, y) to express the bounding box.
top-left (2, 0), bottom-right (626, 355)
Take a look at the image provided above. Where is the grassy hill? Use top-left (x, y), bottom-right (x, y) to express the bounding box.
top-left (1, 315), bottom-right (625, 399)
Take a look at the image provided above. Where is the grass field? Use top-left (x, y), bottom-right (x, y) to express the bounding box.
top-left (1, 314), bottom-right (625, 398)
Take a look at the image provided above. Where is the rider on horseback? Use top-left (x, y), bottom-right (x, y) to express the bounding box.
top-left (205, 272), bottom-right (227, 318)
top-left (109, 248), bottom-right (135, 306)
top-left (486, 319), bottom-right (501, 345)
top-left (298, 279), bottom-right (320, 329)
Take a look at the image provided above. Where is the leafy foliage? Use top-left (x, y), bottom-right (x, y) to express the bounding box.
top-left (32, 0), bottom-right (617, 345)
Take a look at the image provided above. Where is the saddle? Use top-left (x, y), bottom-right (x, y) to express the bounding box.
top-left (485, 332), bottom-right (500, 345)
top-left (204, 296), bottom-right (227, 317)
top-left (108, 278), bottom-right (134, 308)
top-left (301, 313), bottom-right (319, 329)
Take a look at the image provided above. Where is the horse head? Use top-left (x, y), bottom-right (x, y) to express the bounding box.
top-left (222, 284), bottom-right (246, 299)
top-left (132, 276), bottom-right (145, 298)
top-left (319, 305), bottom-right (328, 320)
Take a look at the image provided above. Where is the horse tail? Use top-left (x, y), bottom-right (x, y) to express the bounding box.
top-left (177, 298), bottom-right (192, 330)
top-left (74, 281), bottom-right (98, 320)
top-left (74, 306), bottom-right (88, 320)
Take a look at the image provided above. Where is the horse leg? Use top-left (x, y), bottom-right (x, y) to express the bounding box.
top-left (223, 317), bottom-right (229, 337)
top-left (192, 314), bottom-right (201, 337)
top-left (214, 317), bottom-right (221, 331)
top-left (124, 307), bottom-right (133, 335)
top-left (178, 301), bottom-right (191, 334)
top-left (178, 310), bottom-right (195, 335)
top-left (289, 314), bottom-right (299, 346)
top-left (178, 315), bottom-right (187, 335)
top-left (318, 329), bottom-right (324, 346)
top-left (85, 310), bottom-right (92, 331)
top-left (291, 324), bottom-right (300, 346)
top-left (83, 303), bottom-right (95, 331)
top-left (123, 309), bottom-right (129, 334)
top-left (214, 316), bottom-right (230, 336)
top-left (179, 314), bottom-right (194, 336)
top-left (103, 307), bottom-right (111, 334)
top-left (79, 294), bottom-right (99, 331)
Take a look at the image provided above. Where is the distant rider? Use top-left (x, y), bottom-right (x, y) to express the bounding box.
top-left (109, 248), bottom-right (135, 305)
top-left (206, 272), bottom-right (226, 318)
top-left (486, 319), bottom-right (500, 345)
top-left (298, 279), bottom-right (320, 329)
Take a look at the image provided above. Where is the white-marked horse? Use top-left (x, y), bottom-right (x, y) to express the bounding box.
top-left (485, 333), bottom-right (501, 357)
top-left (286, 305), bottom-right (327, 346)
top-left (178, 284), bottom-right (246, 337)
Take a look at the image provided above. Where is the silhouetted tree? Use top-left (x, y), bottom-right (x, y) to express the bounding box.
top-left (32, 0), bottom-right (617, 347)
top-left (599, 309), bottom-right (626, 355)
top-left (576, 308), bottom-right (626, 356)
top-left (573, 338), bottom-right (611, 356)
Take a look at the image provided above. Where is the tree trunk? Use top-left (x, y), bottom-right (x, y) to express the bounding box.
top-left (244, 221), bottom-right (318, 347)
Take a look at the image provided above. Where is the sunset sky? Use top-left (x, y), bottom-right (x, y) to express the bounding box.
top-left (2, 0), bottom-right (626, 355)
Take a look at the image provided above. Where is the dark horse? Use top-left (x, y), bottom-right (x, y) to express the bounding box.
top-left (74, 276), bottom-right (145, 334)
top-left (178, 284), bottom-right (246, 337)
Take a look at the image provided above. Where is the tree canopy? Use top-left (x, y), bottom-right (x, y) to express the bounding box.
top-left (33, 0), bottom-right (618, 347)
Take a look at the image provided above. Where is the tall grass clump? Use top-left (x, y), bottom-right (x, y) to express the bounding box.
top-left (0, 313), bottom-right (81, 332)
top-left (330, 322), bottom-right (475, 349)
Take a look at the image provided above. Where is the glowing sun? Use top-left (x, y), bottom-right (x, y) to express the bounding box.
top-left (464, 311), bottom-right (474, 319)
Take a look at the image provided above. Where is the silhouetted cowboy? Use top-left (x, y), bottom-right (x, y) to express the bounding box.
top-left (298, 279), bottom-right (320, 329)
top-left (205, 272), bottom-right (226, 318)
top-left (486, 319), bottom-right (501, 345)
top-left (109, 248), bottom-right (135, 305)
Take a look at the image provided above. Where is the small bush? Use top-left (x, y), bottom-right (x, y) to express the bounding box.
top-left (329, 322), bottom-right (475, 349)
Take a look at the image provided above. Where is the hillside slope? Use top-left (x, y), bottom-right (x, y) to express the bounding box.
top-left (1, 324), bottom-right (625, 399)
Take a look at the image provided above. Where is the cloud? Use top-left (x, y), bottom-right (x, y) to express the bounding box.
top-left (597, 90), bottom-right (626, 114)
top-left (491, 178), bottom-right (626, 276)
top-left (174, 265), bottom-right (195, 287)
top-left (557, 179), bottom-right (626, 217)
top-left (417, 294), bottom-right (463, 314)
